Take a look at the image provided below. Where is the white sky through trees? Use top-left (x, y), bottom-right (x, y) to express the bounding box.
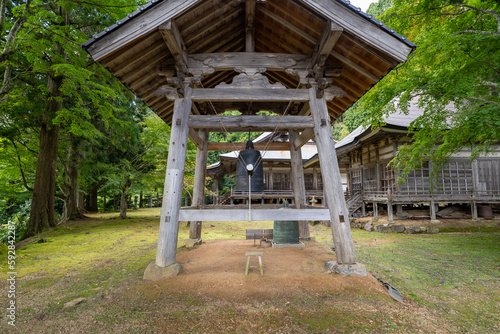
top-left (350, 0), bottom-right (374, 12)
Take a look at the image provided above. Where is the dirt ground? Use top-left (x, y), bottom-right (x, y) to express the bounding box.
top-left (140, 239), bottom-right (386, 301)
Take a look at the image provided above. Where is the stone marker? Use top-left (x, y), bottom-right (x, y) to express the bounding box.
top-left (185, 238), bottom-right (202, 248)
top-left (325, 261), bottom-right (367, 277)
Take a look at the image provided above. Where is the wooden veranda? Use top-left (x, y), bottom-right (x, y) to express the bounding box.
top-left (83, 0), bottom-right (415, 278)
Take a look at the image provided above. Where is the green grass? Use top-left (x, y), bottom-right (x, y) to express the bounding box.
top-left (1, 209), bottom-right (498, 333)
top-left (313, 224), bottom-right (500, 333)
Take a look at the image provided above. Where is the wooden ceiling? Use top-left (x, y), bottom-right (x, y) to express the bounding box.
top-left (84, 0), bottom-right (415, 125)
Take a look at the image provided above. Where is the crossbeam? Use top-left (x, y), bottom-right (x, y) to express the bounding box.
top-left (179, 209), bottom-right (331, 221)
top-left (190, 88), bottom-right (310, 102)
top-left (188, 115), bottom-right (313, 130)
top-left (207, 142), bottom-right (291, 151)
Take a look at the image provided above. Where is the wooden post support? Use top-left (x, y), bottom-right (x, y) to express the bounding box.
top-left (190, 129), bottom-right (208, 239)
top-left (471, 201), bottom-right (478, 220)
top-left (373, 202), bottom-right (378, 220)
top-left (387, 203), bottom-right (394, 223)
top-left (155, 85), bottom-right (192, 268)
top-left (361, 202), bottom-right (366, 216)
top-left (309, 84), bottom-right (356, 265)
top-left (430, 200), bottom-right (437, 221)
top-left (289, 129), bottom-right (310, 239)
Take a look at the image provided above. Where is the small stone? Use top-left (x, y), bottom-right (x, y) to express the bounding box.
top-left (143, 262), bottom-right (182, 281)
top-left (405, 226), bottom-right (427, 234)
top-left (184, 238), bottom-right (202, 248)
top-left (376, 225), bottom-right (391, 233)
top-left (64, 298), bottom-right (87, 308)
top-left (431, 220), bottom-right (441, 224)
top-left (364, 221), bottom-right (373, 232)
top-left (391, 225), bottom-right (405, 233)
top-left (325, 261), bottom-right (368, 277)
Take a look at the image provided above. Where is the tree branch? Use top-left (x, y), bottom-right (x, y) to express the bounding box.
top-left (10, 139), bottom-right (34, 192)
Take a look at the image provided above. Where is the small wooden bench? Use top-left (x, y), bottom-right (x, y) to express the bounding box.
top-left (246, 229), bottom-right (273, 246)
top-left (245, 251), bottom-right (264, 276)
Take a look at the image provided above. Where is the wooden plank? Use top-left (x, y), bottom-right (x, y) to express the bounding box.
top-left (190, 129), bottom-right (208, 239)
top-left (258, 6), bottom-right (317, 45)
top-left (298, 0), bottom-right (414, 63)
top-left (331, 50), bottom-right (379, 82)
top-left (187, 52), bottom-right (311, 73)
top-left (179, 209), bottom-right (331, 221)
top-left (189, 115), bottom-right (313, 130)
top-left (86, 0), bottom-right (200, 61)
top-left (207, 142), bottom-right (291, 151)
top-left (159, 19), bottom-right (188, 71)
top-left (294, 128), bottom-right (315, 150)
top-left (246, 0), bottom-right (256, 52)
top-left (190, 88), bottom-right (310, 102)
top-left (309, 83), bottom-right (357, 264)
top-left (312, 20), bottom-right (343, 68)
top-left (156, 84), bottom-right (192, 268)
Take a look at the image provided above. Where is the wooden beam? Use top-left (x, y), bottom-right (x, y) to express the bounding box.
top-left (188, 128), bottom-right (204, 149)
top-left (207, 142), bottom-right (291, 151)
top-left (179, 208), bottom-right (331, 221)
top-left (294, 128), bottom-right (315, 150)
top-left (190, 88), bottom-right (310, 102)
top-left (189, 115), bottom-right (313, 130)
top-left (187, 52), bottom-right (311, 73)
top-left (159, 19), bottom-right (188, 72)
top-left (246, 0), bottom-right (256, 52)
top-left (85, 0), bottom-right (200, 62)
top-left (259, 6), bottom-right (317, 45)
top-left (331, 50), bottom-right (379, 82)
top-left (312, 20), bottom-right (343, 68)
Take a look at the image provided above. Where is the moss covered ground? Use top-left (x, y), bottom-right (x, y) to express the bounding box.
top-left (0, 208), bottom-right (498, 333)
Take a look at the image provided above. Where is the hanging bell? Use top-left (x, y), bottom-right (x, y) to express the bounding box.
top-left (235, 140), bottom-right (264, 192)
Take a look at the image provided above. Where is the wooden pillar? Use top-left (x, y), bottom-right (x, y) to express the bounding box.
top-left (190, 130), bottom-right (208, 239)
top-left (361, 202), bottom-right (366, 216)
top-left (373, 202), bottom-right (378, 220)
top-left (245, 0), bottom-right (256, 52)
top-left (430, 199), bottom-right (436, 220)
top-left (471, 201), bottom-right (478, 220)
top-left (155, 85), bottom-right (192, 268)
top-left (213, 178), bottom-right (219, 204)
top-left (387, 186), bottom-right (393, 223)
top-left (289, 129), bottom-right (309, 239)
top-left (309, 85), bottom-right (356, 264)
top-left (149, 195), bottom-right (153, 208)
top-left (397, 204), bottom-right (403, 215)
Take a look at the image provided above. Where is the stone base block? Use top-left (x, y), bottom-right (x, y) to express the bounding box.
top-left (325, 261), bottom-right (368, 277)
top-left (143, 262), bottom-right (182, 281)
top-left (185, 238), bottom-right (202, 248)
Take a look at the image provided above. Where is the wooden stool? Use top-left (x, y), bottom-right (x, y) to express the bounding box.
top-left (245, 251), bottom-right (263, 276)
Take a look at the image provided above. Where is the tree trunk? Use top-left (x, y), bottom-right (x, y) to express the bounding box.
top-left (119, 189), bottom-right (128, 219)
top-left (60, 135), bottom-right (83, 223)
top-left (87, 185), bottom-right (99, 212)
top-left (24, 76), bottom-right (62, 238)
top-left (139, 191), bottom-right (143, 208)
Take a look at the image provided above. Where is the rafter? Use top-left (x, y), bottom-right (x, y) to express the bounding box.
top-left (159, 19), bottom-right (188, 73)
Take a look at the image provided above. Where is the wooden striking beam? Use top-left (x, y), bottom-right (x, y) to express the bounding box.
top-left (159, 19), bottom-right (188, 73)
top-left (179, 208), bottom-right (331, 221)
top-left (294, 128), bottom-right (315, 150)
top-left (190, 88), bottom-right (310, 102)
top-left (188, 128), bottom-right (204, 149)
top-left (312, 20), bottom-right (343, 68)
top-left (188, 115), bottom-right (314, 130)
top-left (246, 0), bottom-right (256, 52)
top-left (207, 142), bottom-right (291, 151)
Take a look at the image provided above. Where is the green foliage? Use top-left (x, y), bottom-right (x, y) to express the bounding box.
top-left (367, 0), bottom-right (393, 17)
top-left (0, 199), bottom-right (31, 244)
top-left (358, 0), bottom-right (500, 180)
